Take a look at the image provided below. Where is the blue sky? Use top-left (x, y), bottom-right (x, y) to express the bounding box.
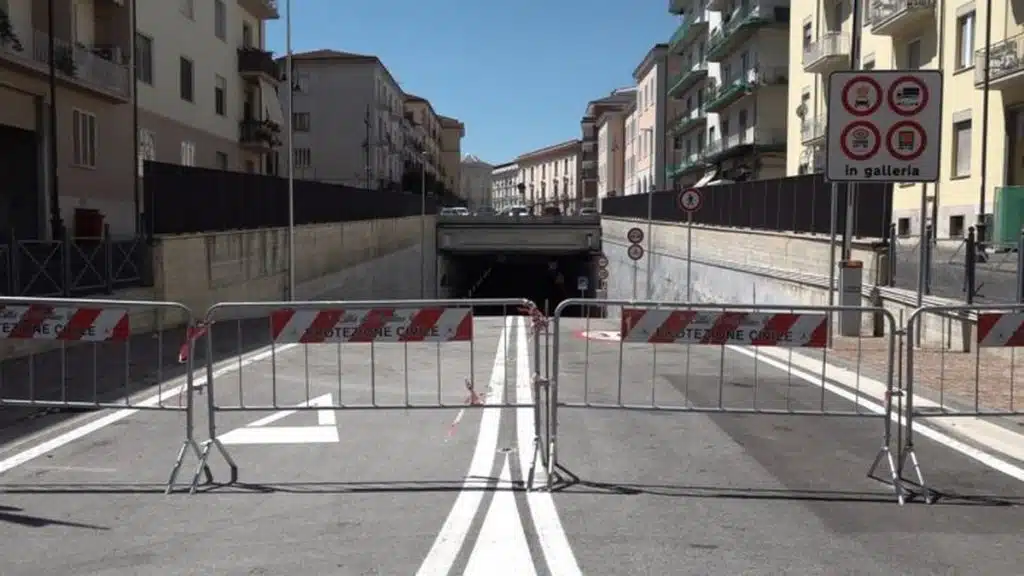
top-left (265, 0), bottom-right (678, 165)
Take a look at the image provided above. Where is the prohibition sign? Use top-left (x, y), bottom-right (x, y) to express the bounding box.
top-left (627, 244), bottom-right (644, 261)
top-left (627, 227), bottom-right (644, 244)
top-left (677, 188), bottom-right (702, 213)
top-left (841, 75), bottom-right (883, 116)
top-left (886, 120), bottom-right (927, 161)
top-left (840, 121), bottom-right (882, 161)
top-left (597, 255), bottom-right (609, 268)
top-left (598, 268), bottom-right (609, 280)
top-left (887, 75), bottom-right (928, 117)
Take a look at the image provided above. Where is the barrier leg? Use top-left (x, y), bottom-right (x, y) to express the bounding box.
top-left (898, 320), bottom-right (933, 504)
top-left (188, 322), bottom-right (239, 493)
top-left (865, 326), bottom-right (907, 505)
top-left (168, 343), bottom-right (213, 494)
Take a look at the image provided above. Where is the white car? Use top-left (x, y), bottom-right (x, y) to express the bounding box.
top-left (501, 207), bottom-right (530, 217)
top-left (440, 207), bottom-right (470, 216)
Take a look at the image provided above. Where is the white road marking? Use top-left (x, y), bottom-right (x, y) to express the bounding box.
top-left (24, 465), bottom-right (117, 473)
top-left (516, 317), bottom-right (582, 575)
top-left (415, 318), bottom-right (510, 576)
top-left (219, 393), bottom-right (339, 445)
top-left (462, 453), bottom-right (537, 576)
top-left (0, 343), bottom-right (299, 475)
top-left (729, 345), bottom-right (1024, 483)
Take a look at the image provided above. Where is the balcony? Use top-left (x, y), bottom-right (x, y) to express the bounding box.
top-left (667, 152), bottom-right (706, 179)
top-left (0, 25), bottom-right (130, 102)
top-left (975, 34), bottom-right (1024, 89)
top-left (669, 0), bottom-right (687, 14)
top-left (582, 167), bottom-right (597, 180)
top-left (870, 0), bottom-right (935, 36)
top-left (706, 0), bottom-right (726, 10)
top-left (706, 3), bottom-right (788, 61)
top-left (240, 118), bottom-right (282, 151)
top-left (582, 140), bottom-right (597, 151)
top-left (668, 11), bottom-right (709, 54)
top-left (802, 32), bottom-right (850, 73)
top-left (238, 47), bottom-right (278, 82)
top-left (705, 128), bottom-right (786, 162)
top-left (800, 115), bottom-right (827, 145)
top-left (668, 106), bottom-right (707, 136)
top-left (238, 0), bottom-right (280, 20)
top-left (668, 60), bottom-right (709, 97)
top-left (704, 67), bottom-right (786, 113)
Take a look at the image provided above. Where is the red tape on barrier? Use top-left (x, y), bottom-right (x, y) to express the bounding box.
top-left (518, 304), bottom-right (549, 337)
top-left (178, 322), bottom-right (209, 364)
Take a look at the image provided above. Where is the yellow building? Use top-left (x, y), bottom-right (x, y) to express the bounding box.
top-left (788, 1), bottom-right (1024, 241)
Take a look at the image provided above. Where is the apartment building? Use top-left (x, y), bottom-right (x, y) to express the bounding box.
top-left (789, 1), bottom-right (1018, 240)
top-left (582, 86), bottom-right (636, 205)
top-left (404, 94), bottom-right (447, 187)
top-left (439, 115), bottom-right (465, 197)
top-left (282, 49), bottom-right (405, 188)
top-left (623, 43), bottom-right (682, 196)
top-left (460, 154), bottom-right (492, 210)
top-left (490, 161), bottom-right (521, 210)
top-left (668, 0), bottom-right (789, 188)
top-left (516, 140), bottom-right (581, 213)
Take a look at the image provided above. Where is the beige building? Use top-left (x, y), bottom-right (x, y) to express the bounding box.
top-left (404, 94), bottom-right (446, 186)
top-left (490, 161), bottom-right (521, 210)
top-left (789, 0), bottom-right (1024, 240)
top-left (515, 139), bottom-right (581, 213)
top-left (0, 0), bottom-right (280, 237)
top-left (459, 154), bottom-right (492, 210)
top-left (627, 43), bottom-right (681, 195)
top-left (668, 0), bottom-right (788, 188)
top-left (583, 86), bottom-right (635, 204)
top-left (439, 115), bottom-right (465, 196)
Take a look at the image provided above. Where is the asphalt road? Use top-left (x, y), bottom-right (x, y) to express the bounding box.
top-left (0, 315), bottom-right (1022, 575)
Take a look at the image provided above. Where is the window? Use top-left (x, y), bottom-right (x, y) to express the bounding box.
top-left (293, 112), bottom-right (310, 132)
top-left (215, 151), bottom-right (229, 170)
top-left (180, 0), bottom-right (194, 19)
top-left (214, 75), bottom-right (226, 116)
top-left (180, 141), bottom-right (195, 166)
top-left (179, 57), bottom-right (194, 102)
top-left (294, 147), bottom-right (311, 167)
top-left (294, 73), bottom-right (309, 93)
top-left (242, 23), bottom-right (253, 48)
top-left (953, 119), bottom-right (972, 177)
top-left (214, 0), bottom-right (226, 40)
top-left (135, 33), bottom-right (153, 84)
top-left (956, 12), bottom-right (975, 70)
top-left (72, 109), bottom-right (96, 168)
top-left (906, 39), bottom-right (922, 69)
top-left (949, 215), bottom-right (965, 238)
top-left (897, 218), bottom-right (911, 237)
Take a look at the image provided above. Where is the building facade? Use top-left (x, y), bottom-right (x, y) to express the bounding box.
top-left (668, 0), bottom-right (788, 188)
top-left (404, 94), bottom-right (446, 188)
top-left (789, 0), bottom-right (1020, 240)
top-left (631, 43), bottom-right (681, 195)
top-left (439, 115), bottom-right (465, 197)
top-left (490, 161), bottom-right (520, 210)
top-left (582, 86), bottom-right (636, 206)
top-left (516, 139), bottom-right (581, 214)
top-left (597, 101), bottom-right (629, 203)
top-left (459, 154), bottom-right (492, 210)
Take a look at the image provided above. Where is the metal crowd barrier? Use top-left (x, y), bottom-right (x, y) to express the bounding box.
top-left (545, 298), bottom-right (907, 502)
top-left (187, 298), bottom-right (544, 492)
top-left (0, 295), bottom-right (205, 493)
top-left (901, 303), bottom-right (1024, 503)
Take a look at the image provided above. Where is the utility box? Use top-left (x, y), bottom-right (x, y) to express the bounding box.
top-left (838, 260), bottom-right (863, 337)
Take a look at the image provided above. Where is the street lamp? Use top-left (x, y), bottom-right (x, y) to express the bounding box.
top-left (420, 150), bottom-right (427, 298)
top-left (285, 0), bottom-right (295, 300)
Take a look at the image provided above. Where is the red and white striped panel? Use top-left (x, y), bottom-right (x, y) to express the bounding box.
top-left (620, 309), bottom-right (827, 348)
top-left (977, 313), bottom-right (1024, 347)
top-left (269, 307), bottom-right (473, 344)
top-left (0, 305), bottom-right (131, 341)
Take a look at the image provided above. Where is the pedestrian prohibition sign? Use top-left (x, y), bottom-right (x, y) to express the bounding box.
top-left (826, 70), bottom-right (942, 183)
top-left (677, 188), bottom-right (702, 213)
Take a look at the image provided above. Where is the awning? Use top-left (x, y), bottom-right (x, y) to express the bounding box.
top-left (694, 167), bottom-right (718, 188)
top-left (259, 79), bottom-right (285, 126)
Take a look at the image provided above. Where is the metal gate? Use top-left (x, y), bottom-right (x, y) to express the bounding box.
top-left (543, 298), bottom-right (908, 503)
top-left (187, 298), bottom-right (545, 492)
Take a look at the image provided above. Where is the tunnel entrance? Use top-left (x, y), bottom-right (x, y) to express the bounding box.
top-left (442, 253), bottom-right (597, 317)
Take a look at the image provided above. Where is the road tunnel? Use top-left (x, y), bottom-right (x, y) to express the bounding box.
top-left (441, 252), bottom-right (598, 317)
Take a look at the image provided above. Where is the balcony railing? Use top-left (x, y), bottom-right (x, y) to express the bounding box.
top-left (668, 106), bottom-right (707, 135)
top-left (707, 2), bottom-right (787, 61)
top-left (0, 24), bottom-right (130, 99)
top-left (975, 34), bottom-right (1024, 88)
top-left (238, 0), bottom-right (279, 19)
top-left (706, 127), bottom-right (786, 159)
top-left (667, 152), bottom-right (706, 178)
top-left (240, 118), bottom-right (282, 148)
top-left (668, 11), bottom-right (708, 53)
top-left (669, 0), bottom-right (687, 14)
top-left (802, 32), bottom-right (850, 72)
top-left (801, 115), bottom-right (827, 144)
top-left (870, 0), bottom-right (936, 35)
top-left (238, 47), bottom-right (278, 79)
top-left (668, 60), bottom-right (709, 97)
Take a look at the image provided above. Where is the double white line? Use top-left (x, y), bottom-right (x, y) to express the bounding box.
top-left (416, 316), bottom-right (581, 575)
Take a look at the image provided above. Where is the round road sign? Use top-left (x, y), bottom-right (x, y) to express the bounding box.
top-left (886, 120), bottom-right (927, 161)
top-left (677, 188), bottom-right (702, 213)
top-left (626, 227), bottom-right (644, 244)
top-left (841, 75), bottom-right (883, 116)
top-left (887, 75), bottom-right (928, 116)
top-left (627, 244), bottom-right (644, 261)
top-left (598, 268), bottom-right (609, 280)
top-left (839, 120), bottom-right (882, 161)
top-left (597, 255), bottom-right (609, 268)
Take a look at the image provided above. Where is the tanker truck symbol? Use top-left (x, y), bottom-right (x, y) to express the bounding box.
top-left (853, 85), bottom-right (872, 108)
top-left (895, 85), bottom-right (921, 107)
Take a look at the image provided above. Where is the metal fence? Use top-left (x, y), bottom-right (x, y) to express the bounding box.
top-left (0, 231), bottom-right (150, 297)
top-left (143, 161), bottom-right (439, 235)
top-left (601, 173), bottom-right (894, 239)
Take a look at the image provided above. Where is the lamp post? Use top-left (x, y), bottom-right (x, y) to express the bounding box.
top-left (420, 151), bottom-right (427, 298)
top-left (285, 0), bottom-right (295, 300)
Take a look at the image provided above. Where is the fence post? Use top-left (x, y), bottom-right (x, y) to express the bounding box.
top-left (61, 226), bottom-right (72, 297)
top-left (923, 222), bottom-right (933, 295)
top-left (9, 229), bottom-right (19, 295)
top-left (103, 223), bottom-right (114, 294)
top-left (965, 226), bottom-right (977, 304)
top-left (887, 222), bottom-right (897, 287)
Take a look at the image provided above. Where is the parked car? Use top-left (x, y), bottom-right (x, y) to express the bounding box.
top-left (501, 206), bottom-right (530, 217)
top-left (440, 207), bottom-right (470, 216)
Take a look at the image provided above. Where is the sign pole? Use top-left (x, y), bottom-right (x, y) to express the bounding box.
top-left (843, 0), bottom-right (862, 261)
top-left (632, 260), bottom-right (638, 301)
top-left (828, 181), bottom-right (837, 347)
top-left (916, 183), bottom-right (928, 307)
top-left (686, 210), bottom-right (693, 302)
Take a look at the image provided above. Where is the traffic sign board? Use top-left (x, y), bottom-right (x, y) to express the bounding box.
top-left (627, 244), bottom-right (644, 261)
top-left (598, 268), bottom-right (609, 280)
top-left (626, 227), bottom-right (644, 244)
top-left (677, 188), bottom-right (702, 213)
top-left (597, 255), bottom-right (609, 268)
top-left (826, 70), bottom-right (942, 183)
top-left (577, 276), bottom-right (589, 291)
